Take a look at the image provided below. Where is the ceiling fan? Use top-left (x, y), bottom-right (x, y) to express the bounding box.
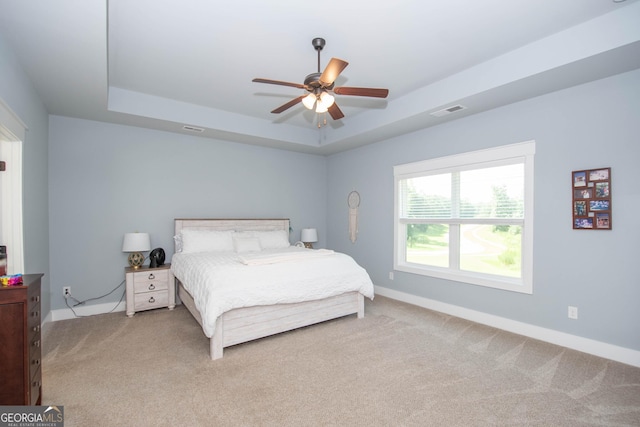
top-left (252, 38), bottom-right (389, 122)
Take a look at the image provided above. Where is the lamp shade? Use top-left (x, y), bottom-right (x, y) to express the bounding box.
top-left (302, 93), bottom-right (316, 110)
top-left (122, 233), bottom-right (151, 252)
top-left (300, 228), bottom-right (318, 243)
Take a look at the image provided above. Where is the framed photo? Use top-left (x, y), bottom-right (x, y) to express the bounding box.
top-left (596, 213), bottom-right (610, 229)
top-left (574, 218), bottom-right (593, 229)
top-left (589, 169), bottom-right (609, 181)
top-left (595, 182), bottom-right (609, 198)
top-left (571, 167), bottom-right (611, 230)
top-left (589, 200), bottom-right (609, 211)
top-left (573, 171), bottom-right (587, 187)
top-left (573, 201), bottom-right (587, 216)
top-left (574, 189), bottom-right (591, 199)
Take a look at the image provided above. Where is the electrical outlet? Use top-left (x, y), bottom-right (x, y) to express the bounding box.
top-left (389, 272), bottom-right (394, 280)
top-left (568, 306), bottom-right (578, 320)
top-left (63, 286), bottom-right (71, 297)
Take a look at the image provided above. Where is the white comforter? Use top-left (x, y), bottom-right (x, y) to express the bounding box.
top-left (171, 247), bottom-right (375, 337)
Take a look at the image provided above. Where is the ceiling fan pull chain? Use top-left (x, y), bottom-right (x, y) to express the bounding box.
top-left (317, 112), bottom-right (327, 128)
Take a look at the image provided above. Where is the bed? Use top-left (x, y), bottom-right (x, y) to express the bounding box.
top-left (171, 218), bottom-right (375, 360)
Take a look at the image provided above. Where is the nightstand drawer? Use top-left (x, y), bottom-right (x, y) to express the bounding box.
top-left (134, 289), bottom-right (169, 311)
top-left (133, 269), bottom-right (169, 293)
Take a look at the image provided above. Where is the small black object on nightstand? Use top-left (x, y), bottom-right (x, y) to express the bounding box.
top-left (149, 247), bottom-right (165, 268)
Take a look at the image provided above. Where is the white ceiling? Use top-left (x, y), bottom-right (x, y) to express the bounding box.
top-left (1, 0), bottom-right (639, 154)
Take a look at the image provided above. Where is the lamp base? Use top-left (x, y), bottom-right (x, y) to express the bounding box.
top-left (303, 242), bottom-right (313, 249)
top-left (128, 252), bottom-right (145, 269)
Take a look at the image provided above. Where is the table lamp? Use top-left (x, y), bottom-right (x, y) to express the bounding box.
top-left (122, 232), bottom-right (151, 269)
top-left (300, 228), bottom-right (318, 249)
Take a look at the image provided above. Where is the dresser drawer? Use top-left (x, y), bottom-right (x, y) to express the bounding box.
top-left (134, 289), bottom-right (169, 311)
top-left (27, 303), bottom-right (41, 344)
top-left (30, 333), bottom-right (42, 384)
top-left (30, 366), bottom-right (41, 406)
top-left (133, 269), bottom-right (169, 293)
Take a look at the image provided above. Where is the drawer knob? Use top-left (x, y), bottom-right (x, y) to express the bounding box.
top-left (34, 340), bottom-right (40, 348)
top-left (33, 381), bottom-right (41, 388)
top-left (33, 325), bottom-right (40, 332)
top-left (32, 311), bottom-right (39, 318)
top-left (148, 273), bottom-right (155, 280)
top-left (32, 296), bottom-right (40, 303)
top-left (148, 284), bottom-right (155, 290)
top-left (149, 297), bottom-right (155, 303)
top-left (33, 359), bottom-right (40, 366)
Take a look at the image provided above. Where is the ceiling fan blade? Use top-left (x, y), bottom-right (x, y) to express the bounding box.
top-left (253, 78), bottom-right (306, 90)
top-left (319, 58), bottom-right (349, 87)
top-left (271, 95), bottom-right (305, 114)
top-left (334, 86), bottom-right (389, 98)
top-left (327, 102), bottom-right (344, 120)
top-left (333, 86), bottom-right (389, 98)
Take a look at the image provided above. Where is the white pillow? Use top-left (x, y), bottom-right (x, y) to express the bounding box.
top-left (233, 237), bottom-right (262, 253)
top-left (180, 229), bottom-right (234, 253)
top-left (173, 234), bottom-right (183, 253)
top-left (253, 230), bottom-right (290, 249)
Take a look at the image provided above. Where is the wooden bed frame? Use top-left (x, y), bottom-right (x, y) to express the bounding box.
top-left (174, 218), bottom-right (365, 360)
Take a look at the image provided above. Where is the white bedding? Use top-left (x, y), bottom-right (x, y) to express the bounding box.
top-left (239, 248), bottom-right (335, 265)
top-left (171, 247), bottom-right (375, 337)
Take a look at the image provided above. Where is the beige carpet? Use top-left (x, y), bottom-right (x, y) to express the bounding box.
top-left (42, 296), bottom-right (640, 426)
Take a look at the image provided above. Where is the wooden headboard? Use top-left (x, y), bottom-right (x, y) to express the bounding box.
top-left (174, 218), bottom-right (290, 251)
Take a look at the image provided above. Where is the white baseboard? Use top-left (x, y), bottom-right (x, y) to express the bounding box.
top-left (375, 285), bottom-right (640, 368)
top-left (49, 300), bottom-right (126, 322)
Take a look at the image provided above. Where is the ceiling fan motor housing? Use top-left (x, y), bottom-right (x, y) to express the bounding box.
top-left (304, 72), bottom-right (334, 91)
top-left (312, 37), bottom-right (325, 51)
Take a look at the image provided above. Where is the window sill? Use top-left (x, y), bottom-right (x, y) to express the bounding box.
top-left (395, 263), bottom-right (533, 294)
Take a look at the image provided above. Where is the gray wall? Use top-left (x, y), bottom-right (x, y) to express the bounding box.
top-left (4, 23), bottom-right (639, 353)
top-left (326, 69), bottom-right (640, 351)
top-left (0, 32), bottom-right (51, 314)
top-left (48, 116), bottom-right (327, 310)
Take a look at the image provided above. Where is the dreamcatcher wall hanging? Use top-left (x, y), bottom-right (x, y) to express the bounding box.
top-left (348, 191), bottom-right (360, 243)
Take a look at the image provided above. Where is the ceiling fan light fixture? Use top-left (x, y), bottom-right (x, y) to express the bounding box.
top-left (302, 93), bottom-right (316, 110)
top-left (319, 91), bottom-right (335, 108)
top-left (315, 102), bottom-right (328, 113)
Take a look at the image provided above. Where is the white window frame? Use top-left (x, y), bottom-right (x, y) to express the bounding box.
top-left (0, 98), bottom-right (26, 275)
top-left (394, 141), bottom-right (535, 294)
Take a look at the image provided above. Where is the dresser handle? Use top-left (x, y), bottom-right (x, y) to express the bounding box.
top-left (33, 325), bottom-right (40, 332)
top-left (33, 381), bottom-right (41, 388)
top-left (148, 284), bottom-right (155, 290)
top-left (33, 359), bottom-right (40, 366)
top-left (149, 297), bottom-right (155, 303)
top-left (32, 296), bottom-right (40, 303)
top-left (32, 311), bottom-right (39, 318)
top-left (148, 273), bottom-right (155, 280)
top-left (34, 340), bottom-right (40, 348)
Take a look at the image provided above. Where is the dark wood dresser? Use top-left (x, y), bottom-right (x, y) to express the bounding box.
top-left (0, 274), bottom-right (43, 405)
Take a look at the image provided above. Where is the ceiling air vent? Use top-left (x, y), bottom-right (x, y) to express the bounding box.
top-left (182, 125), bottom-right (204, 133)
top-left (430, 104), bottom-right (467, 118)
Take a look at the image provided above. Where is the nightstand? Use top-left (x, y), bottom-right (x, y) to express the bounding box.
top-left (125, 264), bottom-right (175, 317)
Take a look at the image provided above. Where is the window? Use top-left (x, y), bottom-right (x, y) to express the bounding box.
top-left (394, 141), bottom-right (535, 293)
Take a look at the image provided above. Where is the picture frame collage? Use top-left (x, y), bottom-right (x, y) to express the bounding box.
top-left (572, 167), bottom-right (611, 230)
